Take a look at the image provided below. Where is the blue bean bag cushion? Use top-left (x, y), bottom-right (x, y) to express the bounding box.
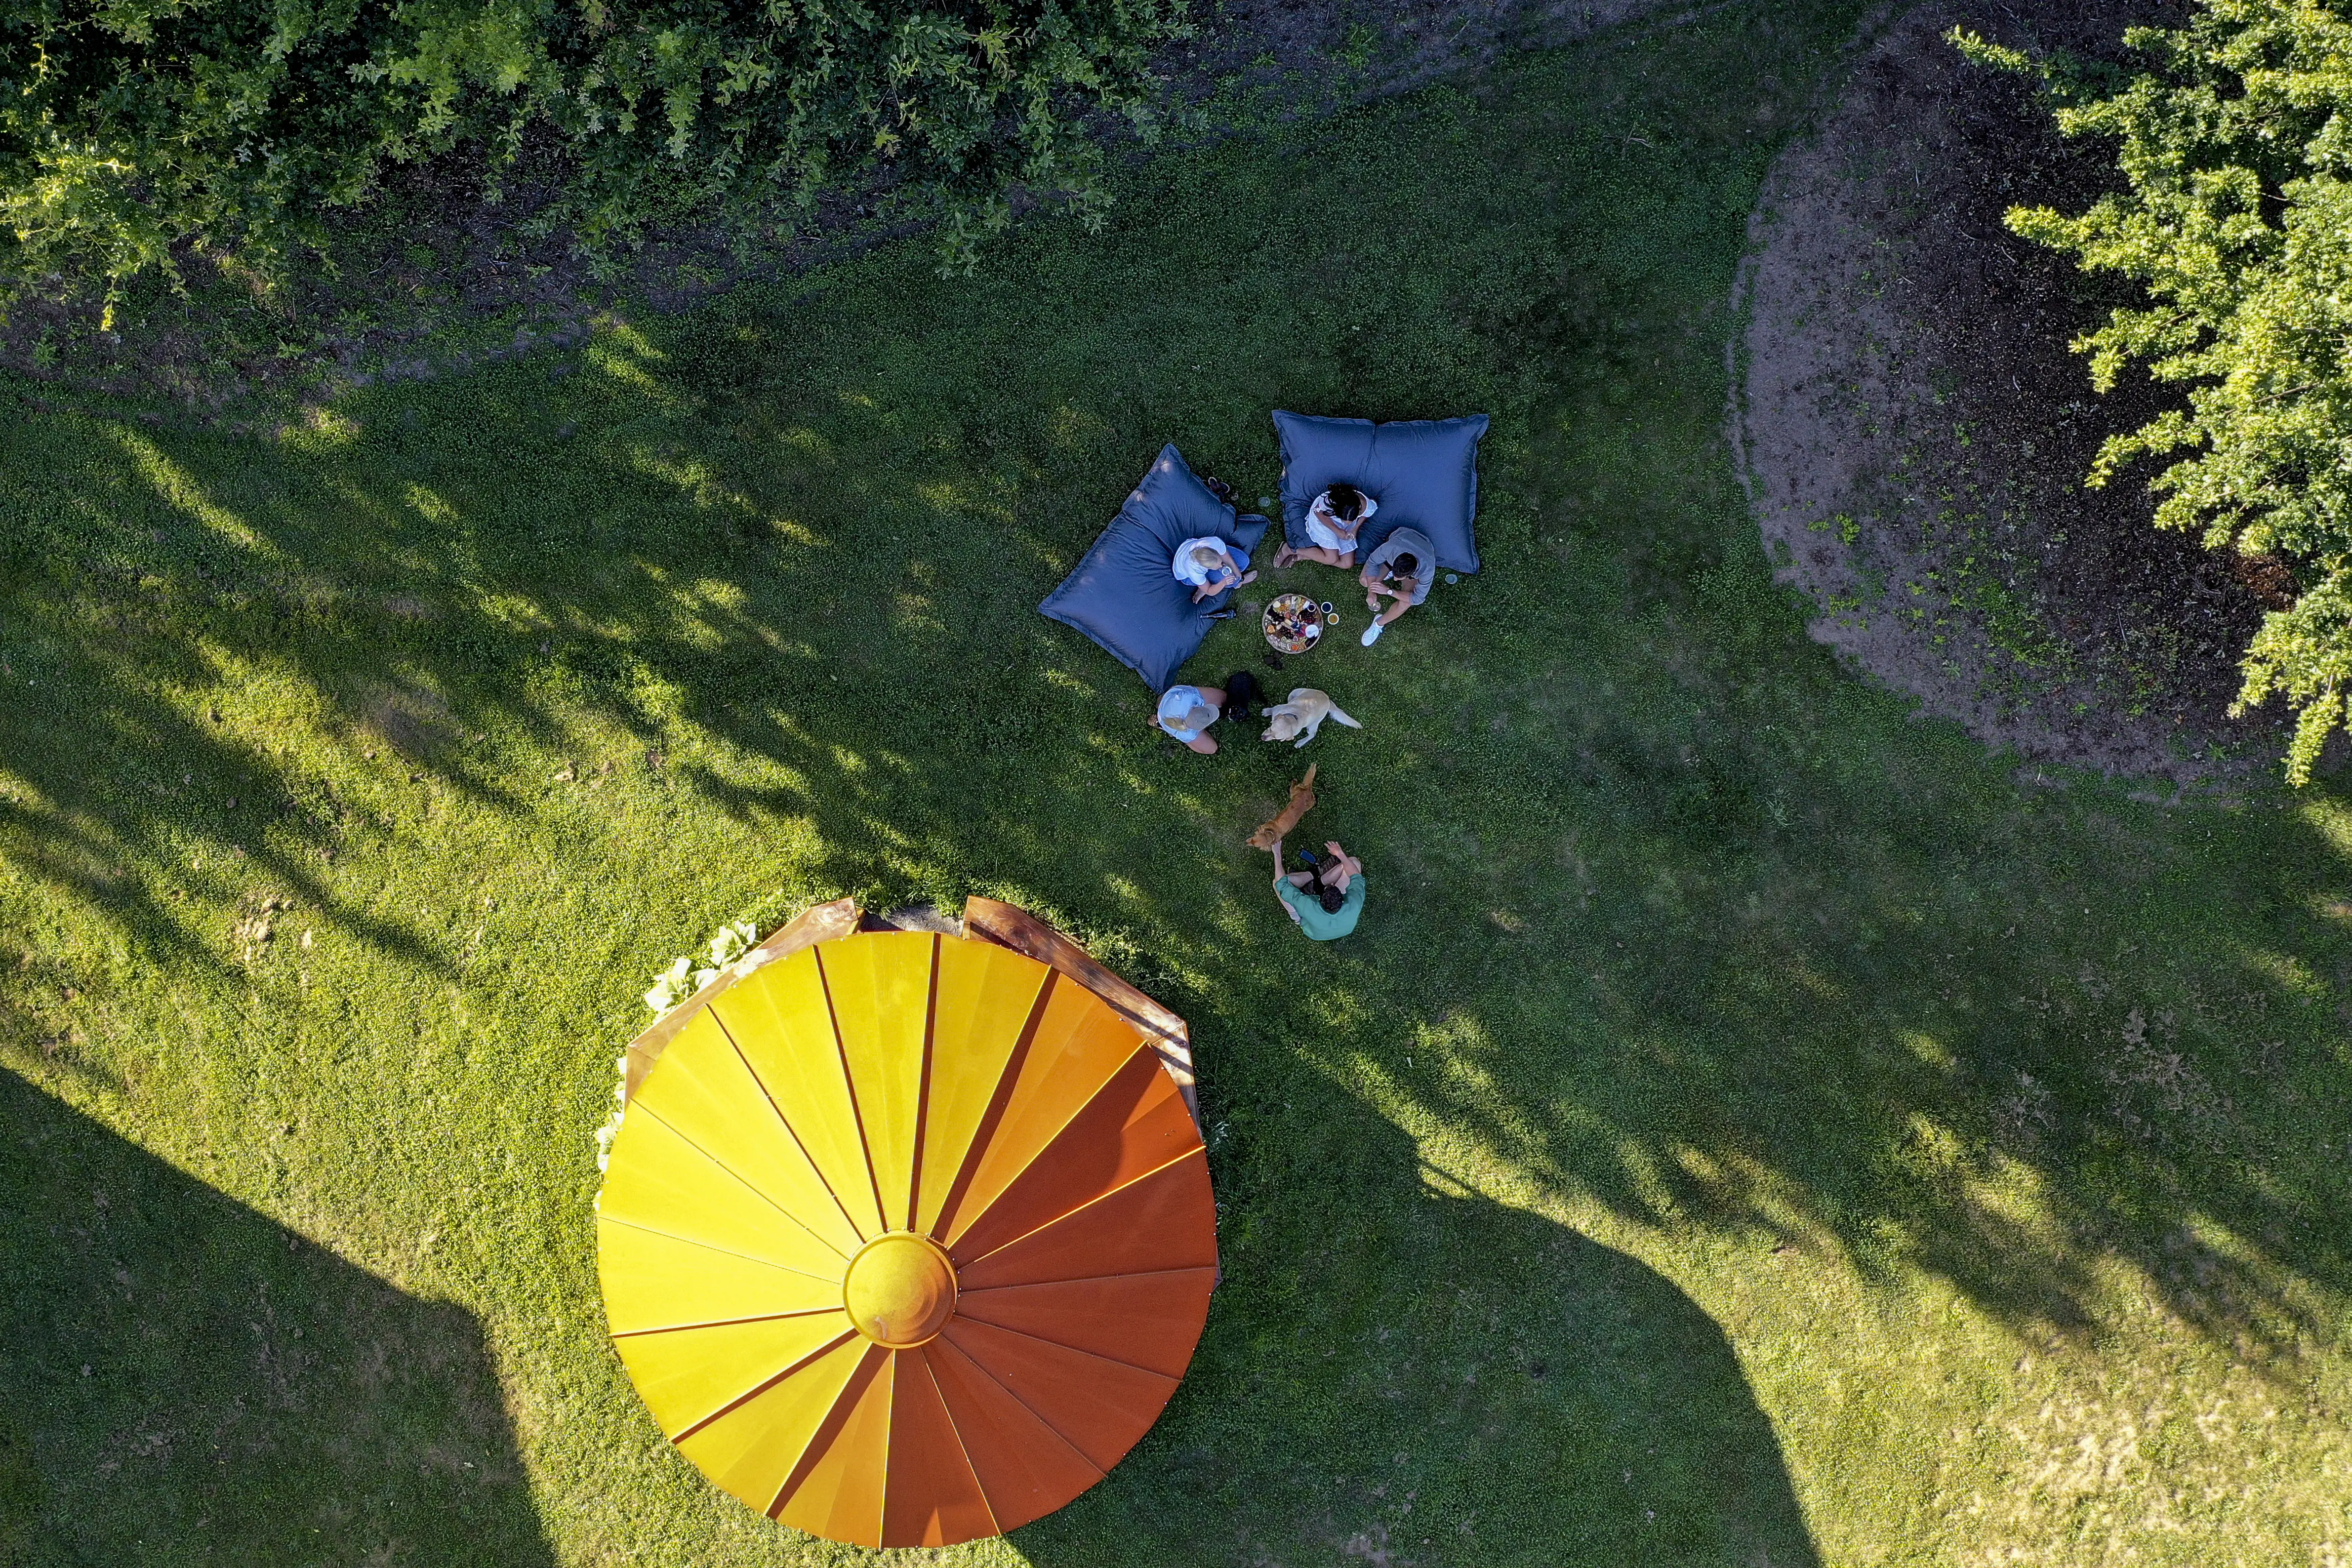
top-left (1274, 410), bottom-right (1490, 573)
top-left (1039, 444), bottom-right (1271, 689)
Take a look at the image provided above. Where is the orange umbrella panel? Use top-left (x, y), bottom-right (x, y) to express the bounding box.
top-left (596, 928), bottom-right (1216, 1547)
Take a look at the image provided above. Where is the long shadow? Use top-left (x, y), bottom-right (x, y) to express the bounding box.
top-left (0, 1070), bottom-right (556, 1568)
top-left (5, 13), bottom-right (2346, 1365)
top-left (1017, 1084), bottom-right (1822, 1568)
top-left (1, 4), bottom-right (2348, 1554)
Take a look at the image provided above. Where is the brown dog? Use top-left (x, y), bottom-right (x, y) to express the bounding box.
top-left (1246, 763), bottom-right (1319, 851)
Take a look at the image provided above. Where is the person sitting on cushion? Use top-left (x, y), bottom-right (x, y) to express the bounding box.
top-left (1274, 482), bottom-right (1377, 569)
top-left (1357, 525), bottom-right (1436, 646)
top-left (1172, 536), bottom-right (1257, 603)
top-left (1267, 837), bottom-right (1365, 941)
top-left (1152, 683), bottom-right (1231, 754)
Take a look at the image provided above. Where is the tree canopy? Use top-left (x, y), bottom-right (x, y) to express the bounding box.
top-left (1957, 2), bottom-right (2352, 781)
top-left (0, 0), bottom-right (1187, 315)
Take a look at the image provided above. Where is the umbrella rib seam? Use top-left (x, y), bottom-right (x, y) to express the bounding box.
top-left (955, 1143), bottom-right (1208, 1276)
top-left (941, 1039), bottom-right (1153, 1253)
top-left (630, 1097), bottom-right (855, 1262)
top-left (956, 1263), bottom-right (1217, 1295)
top-left (671, 1329), bottom-right (860, 1443)
top-left (933, 1334), bottom-right (1107, 1482)
top-left (812, 944), bottom-right (894, 1236)
top-left (904, 933), bottom-right (942, 1234)
top-left (706, 1001), bottom-right (874, 1248)
top-left (597, 1212), bottom-right (843, 1287)
top-left (948, 1317), bottom-right (1182, 1383)
top-left (925, 966), bottom-right (1057, 1241)
top-left (762, 1341), bottom-right (891, 1523)
top-left (610, 1305), bottom-right (845, 1340)
top-left (909, 1348), bottom-right (1006, 1539)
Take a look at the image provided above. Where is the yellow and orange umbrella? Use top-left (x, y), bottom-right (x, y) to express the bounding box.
top-left (596, 927), bottom-right (1216, 1547)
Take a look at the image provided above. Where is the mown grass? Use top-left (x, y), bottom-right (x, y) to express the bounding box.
top-left (4, 3), bottom-right (2350, 1564)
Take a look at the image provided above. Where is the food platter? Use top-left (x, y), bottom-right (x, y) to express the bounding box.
top-left (1263, 592), bottom-right (1322, 653)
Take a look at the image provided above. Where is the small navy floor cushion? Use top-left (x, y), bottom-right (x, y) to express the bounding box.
top-left (1039, 444), bottom-right (1270, 689)
top-left (1274, 409), bottom-right (1489, 573)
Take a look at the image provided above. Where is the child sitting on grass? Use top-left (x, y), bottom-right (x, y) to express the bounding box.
top-left (1274, 482), bottom-right (1376, 569)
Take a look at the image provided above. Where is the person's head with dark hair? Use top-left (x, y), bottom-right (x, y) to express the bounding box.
top-left (1388, 552), bottom-right (1419, 580)
top-left (1324, 482), bottom-right (1367, 523)
top-left (1271, 838), bottom-right (1362, 939)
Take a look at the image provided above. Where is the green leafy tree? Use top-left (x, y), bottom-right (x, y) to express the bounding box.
top-left (0, 0), bottom-right (1189, 319)
top-left (1955, 3), bottom-right (2352, 781)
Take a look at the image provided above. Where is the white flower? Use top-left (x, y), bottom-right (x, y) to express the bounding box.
top-left (707, 920), bottom-right (757, 967)
top-left (643, 956), bottom-right (693, 1012)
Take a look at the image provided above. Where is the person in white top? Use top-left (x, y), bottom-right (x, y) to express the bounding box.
top-left (1152, 683), bottom-right (1228, 753)
top-left (1171, 536), bottom-right (1256, 603)
top-left (1273, 483), bottom-right (1376, 569)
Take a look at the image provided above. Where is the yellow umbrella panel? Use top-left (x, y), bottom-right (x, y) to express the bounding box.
top-left (597, 928), bottom-right (1216, 1547)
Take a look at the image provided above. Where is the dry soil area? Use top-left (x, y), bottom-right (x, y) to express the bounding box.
top-left (1734, 0), bottom-right (2292, 789)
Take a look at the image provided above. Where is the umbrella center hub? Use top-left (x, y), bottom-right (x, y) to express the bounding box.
top-left (843, 1232), bottom-right (956, 1348)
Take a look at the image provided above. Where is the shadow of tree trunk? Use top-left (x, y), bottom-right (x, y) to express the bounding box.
top-left (1015, 1086), bottom-right (1821, 1568)
top-left (0, 1070), bottom-right (557, 1568)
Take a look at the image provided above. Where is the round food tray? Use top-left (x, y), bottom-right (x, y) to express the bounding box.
top-left (1262, 593), bottom-right (1322, 653)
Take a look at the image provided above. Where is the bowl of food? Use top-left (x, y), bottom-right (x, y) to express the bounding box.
top-left (1263, 592), bottom-right (1322, 654)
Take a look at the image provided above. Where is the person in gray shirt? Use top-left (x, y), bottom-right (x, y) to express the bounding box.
top-left (1358, 525), bottom-right (1435, 645)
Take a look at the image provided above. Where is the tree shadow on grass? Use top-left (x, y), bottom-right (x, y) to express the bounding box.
top-left (2, 16), bottom-right (2349, 1557)
top-left (0, 1070), bottom-right (556, 1568)
top-left (1017, 1085), bottom-right (1821, 1568)
top-left (10, 182), bottom-right (2351, 1391)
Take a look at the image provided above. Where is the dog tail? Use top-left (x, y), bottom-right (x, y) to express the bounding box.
top-left (1328, 703), bottom-right (1362, 729)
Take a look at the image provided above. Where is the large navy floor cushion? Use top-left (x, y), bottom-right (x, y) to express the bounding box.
top-left (1039, 444), bottom-right (1271, 689)
top-left (1274, 410), bottom-right (1489, 573)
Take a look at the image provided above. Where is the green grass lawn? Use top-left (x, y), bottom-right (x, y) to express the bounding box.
top-left (5, 3), bottom-right (2350, 1564)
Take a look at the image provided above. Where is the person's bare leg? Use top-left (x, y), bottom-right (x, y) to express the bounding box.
top-left (1377, 601), bottom-right (1410, 628)
top-left (1198, 686), bottom-right (1226, 707)
top-left (1281, 545), bottom-right (1344, 567)
top-left (1187, 733), bottom-right (1218, 754)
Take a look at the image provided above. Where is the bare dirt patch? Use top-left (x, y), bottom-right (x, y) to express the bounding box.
top-left (358, 680), bottom-right (454, 760)
top-left (1734, 0), bottom-right (2288, 789)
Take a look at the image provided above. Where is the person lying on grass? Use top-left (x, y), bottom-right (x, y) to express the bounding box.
top-left (1358, 525), bottom-right (1435, 645)
top-left (1268, 837), bottom-right (1365, 940)
top-left (1274, 482), bottom-right (1376, 569)
top-left (1173, 536), bottom-right (1257, 603)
